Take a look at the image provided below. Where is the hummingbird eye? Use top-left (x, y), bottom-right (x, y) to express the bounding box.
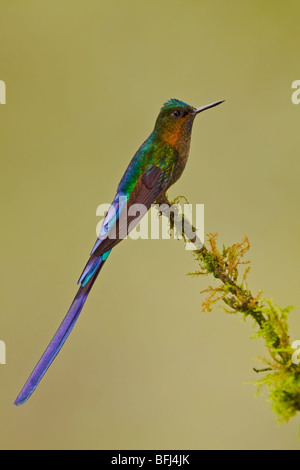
top-left (172, 110), bottom-right (181, 117)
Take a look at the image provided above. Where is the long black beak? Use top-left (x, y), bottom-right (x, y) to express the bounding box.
top-left (193, 100), bottom-right (225, 115)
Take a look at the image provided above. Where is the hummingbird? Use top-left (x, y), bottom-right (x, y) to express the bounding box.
top-left (14, 98), bottom-right (224, 406)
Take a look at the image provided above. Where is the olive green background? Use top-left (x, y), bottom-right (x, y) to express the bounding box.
top-left (1, 0), bottom-right (300, 450)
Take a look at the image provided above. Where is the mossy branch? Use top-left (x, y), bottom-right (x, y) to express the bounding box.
top-left (158, 195), bottom-right (300, 423)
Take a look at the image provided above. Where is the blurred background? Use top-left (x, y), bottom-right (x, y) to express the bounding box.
top-left (1, 0), bottom-right (300, 450)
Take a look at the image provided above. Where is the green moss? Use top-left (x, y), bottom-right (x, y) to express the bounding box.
top-left (162, 201), bottom-right (300, 424)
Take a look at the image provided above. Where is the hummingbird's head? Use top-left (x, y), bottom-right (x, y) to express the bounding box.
top-left (154, 98), bottom-right (224, 151)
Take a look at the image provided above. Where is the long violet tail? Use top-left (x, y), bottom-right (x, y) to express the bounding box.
top-left (14, 254), bottom-right (108, 406)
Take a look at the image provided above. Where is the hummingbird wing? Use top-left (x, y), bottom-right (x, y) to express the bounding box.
top-left (89, 164), bottom-right (169, 259)
top-left (14, 164), bottom-right (172, 405)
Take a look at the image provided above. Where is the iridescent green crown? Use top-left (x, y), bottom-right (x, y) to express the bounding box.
top-left (162, 98), bottom-right (190, 109)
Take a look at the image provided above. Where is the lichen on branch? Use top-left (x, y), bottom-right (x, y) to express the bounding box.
top-left (158, 195), bottom-right (300, 423)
